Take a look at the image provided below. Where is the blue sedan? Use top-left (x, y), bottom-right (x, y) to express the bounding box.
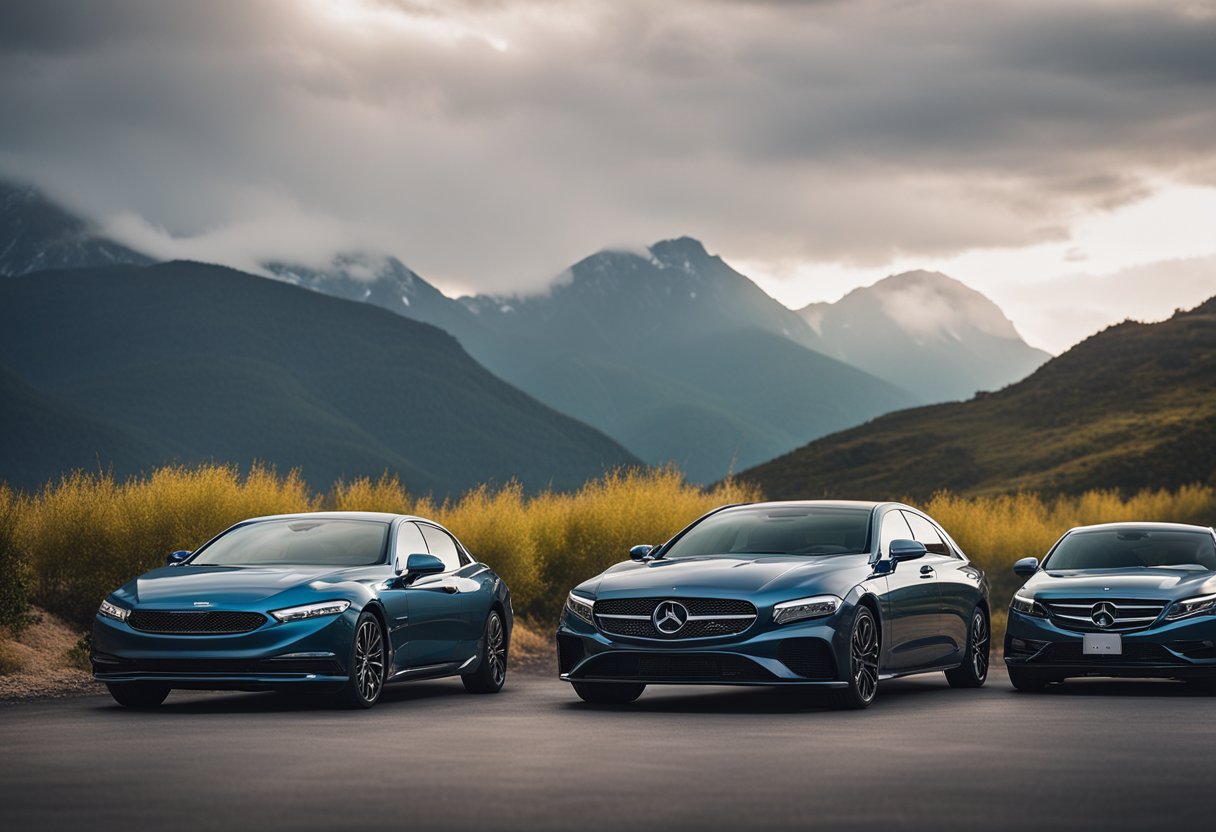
top-left (92, 512), bottom-right (512, 709)
top-left (557, 501), bottom-right (990, 708)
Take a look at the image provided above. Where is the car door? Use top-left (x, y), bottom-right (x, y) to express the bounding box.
top-left (901, 510), bottom-right (964, 666)
top-left (404, 524), bottom-right (478, 667)
top-left (904, 511), bottom-right (976, 663)
top-left (381, 520), bottom-right (427, 675)
top-left (877, 508), bottom-right (944, 672)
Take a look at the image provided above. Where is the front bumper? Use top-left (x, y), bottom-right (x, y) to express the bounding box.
top-left (92, 607), bottom-right (357, 690)
top-left (555, 610), bottom-right (850, 688)
top-left (1004, 609), bottom-right (1216, 680)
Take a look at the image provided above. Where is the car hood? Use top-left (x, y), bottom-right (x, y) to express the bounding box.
top-left (1023, 567), bottom-right (1216, 601)
top-left (578, 555), bottom-right (869, 602)
top-left (115, 564), bottom-right (378, 608)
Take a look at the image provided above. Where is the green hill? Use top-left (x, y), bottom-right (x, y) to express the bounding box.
top-left (0, 262), bottom-right (640, 495)
top-left (740, 297), bottom-right (1216, 499)
top-left (0, 364), bottom-right (169, 485)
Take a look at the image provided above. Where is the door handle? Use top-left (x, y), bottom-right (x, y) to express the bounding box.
top-left (919, 565), bottom-right (935, 578)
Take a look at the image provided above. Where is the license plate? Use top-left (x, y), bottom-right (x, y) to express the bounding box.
top-left (1083, 633), bottom-right (1122, 656)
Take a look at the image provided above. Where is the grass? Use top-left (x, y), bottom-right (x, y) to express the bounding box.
top-left (0, 640), bottom-right (25, 676)
top-left (915, 484), bottom-right (1216, 615)
top-left (1, 464), bottom-right (1212, 641)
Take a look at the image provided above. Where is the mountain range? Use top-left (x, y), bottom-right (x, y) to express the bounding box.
top-left (1, 179), bottom-right (1054, 488)
top-left (741, 296), bottom-right (1216, 499)
top-left (0, 182), bottom-right (151, 276)
top-left (799, 270), bottom-right (1050, 402)
top-left (266, 238), bottom-right (1050, 480)
top-left (0, 262), bottom-right (638, 495)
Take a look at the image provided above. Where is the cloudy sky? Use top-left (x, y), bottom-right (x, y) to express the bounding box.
top-left (1, 0), bottom-right (1214, 352)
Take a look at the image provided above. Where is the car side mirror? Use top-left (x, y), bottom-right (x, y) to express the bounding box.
top-left (629, 544), bottom-right (656, 561)
top-left (1013, 557), bottom-right (1040, 577)
top-left (166, 550), bottom-right (191, 566)
top-left (872, 558), bottom-right (896, 576)
top-left (889, 539), bottom-right (928, 562)
top-left (401, 553), bottom-right (445, 583)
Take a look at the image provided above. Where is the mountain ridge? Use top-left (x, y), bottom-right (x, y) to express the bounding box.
top-left (0, 261), bottom-right (640, 495)
top-left (799, 269), bottom-right (1051, 402)
top-left (740, 296), bottom-right (1216, 499)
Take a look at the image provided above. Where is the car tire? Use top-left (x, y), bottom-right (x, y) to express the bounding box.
top-left (462, 610), bottom-right (508, 694)
top-left (1007, 666), bottom-right (1052, 692)
top-left (106, 682), bottom-right (170, 709)
top-left (826, 604), bottom-right (880, 710)
top-left (337, 611), bottom-right (386, 709)
top-left (945, 606), bottom-right (990, 688)
top-left (571, 682), bottom-right (646, 704)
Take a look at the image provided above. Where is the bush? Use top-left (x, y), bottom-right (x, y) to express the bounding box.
top-left (0, 484), bottom-right (34, 634)
top-left (915, 484), bottom-right (1216, 612)
top-left (332, 466), bottom-right (763, 623)
top-left (4, 463), bottom-right (1212, 634)
top-left (15, 465), bottom-right (316, 629)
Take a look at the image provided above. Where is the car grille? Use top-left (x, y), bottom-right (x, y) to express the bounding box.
top-left (1036, 642), bottom-right (1180, 665)
top-left (92, 656), bottom-right (343, 676)
top-left (1039, 598), bottom-right (1167, 633)
top-left (593, 597), bottom-right (757, 640)
top-left (777, 638), bottom-right (837, 680)
top-left (575, 652), bottom-right (775, 681)
top-left (127, 610), bottom-right (268, 635)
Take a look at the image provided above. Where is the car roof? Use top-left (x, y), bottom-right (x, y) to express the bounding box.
top-left (238, 510), bottom-right (429, 525)
top-left (727, 500), bottom-right (884, 511)
top-left (1066, 521), bottom-right (1215, 534)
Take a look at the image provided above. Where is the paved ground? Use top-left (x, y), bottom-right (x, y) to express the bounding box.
top-left (1, 668), bottom-right (1212, 832)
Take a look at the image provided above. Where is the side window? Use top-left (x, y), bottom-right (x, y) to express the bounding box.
top-left (879, 510), bottom-right (914, 557)
top-left (902, 511), bottom-right (953, 557)
top-left (394, 521), bottom-right (428, 569)
top-left (419, 525), bottom-right (462, 572)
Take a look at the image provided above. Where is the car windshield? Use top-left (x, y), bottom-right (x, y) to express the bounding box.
top-left (662, 506), bottom-right (872, 558)
top-left (190, 519), bottom-right (390, 567)
top-left (1044, 529), bottom-right (1216, 571)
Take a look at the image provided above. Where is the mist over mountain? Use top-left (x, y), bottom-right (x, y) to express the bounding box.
top-left (0, 180), bottom-right (152, 276)
top-left (743, 295), bottom-right (1216, 499)
top-left (264, 253), bottom-right (478, 339)
top-left (800, 270), bottom-right (1051, 402)
top-left (0, 262), bottom-right (639, 495)
top-left (1, 184), bottom-right (1059, 484)
top-left (449, 237), bottom-right (912, 481)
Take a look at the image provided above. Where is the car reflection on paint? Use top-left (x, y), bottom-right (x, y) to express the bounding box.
top-left (92, 512), bottom-right (512, 709)
top-left (557, 501), bottom-right (990, 709)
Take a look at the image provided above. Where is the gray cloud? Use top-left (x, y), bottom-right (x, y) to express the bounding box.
top-left (0, 0), bottom-right (1214, 292)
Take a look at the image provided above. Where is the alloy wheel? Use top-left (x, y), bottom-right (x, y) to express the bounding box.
top-left (354, 618), bottom-right (385, 703)
top-left (851, 610), bottom-right (880, 703)
top-left (971, 611), bottom-right (989, 680)
top-left (486, 613), bottom-right (507, 687)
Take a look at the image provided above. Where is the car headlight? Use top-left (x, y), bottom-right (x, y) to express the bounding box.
top-left (1164, 593), bottom-right (1216, 621)
top-left (270, 600), bottom-right (351, 622)
top-left (99, 599), bottom-right (130, 622)
top-left (1010, 592), bottom-right (1046, 617)
top-left (773, 595), bottom-right (841, 625)
top-left (565, 592), bottom-right (595, 625)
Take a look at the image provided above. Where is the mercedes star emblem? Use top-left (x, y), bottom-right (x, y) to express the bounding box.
top-left (1091, 601), bottom-right (1117, 629)
top-left (653, 600), bottom-right (690, 634)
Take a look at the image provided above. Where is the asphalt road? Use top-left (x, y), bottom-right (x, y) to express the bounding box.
top-left (2, 668), bottom-right (1213, 832)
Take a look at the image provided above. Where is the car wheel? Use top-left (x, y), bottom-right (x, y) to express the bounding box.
top-left (462, 610), bottom-right (509, 694)
top-left (106, 682), bottom-right (170, 709)
top-left (827, 605), bottom-right (880, 710)
top-left (571, 682), bottom-right (646, 704)
top-left (1185, 678), bottom-right (1216, 695)
top-left (337, 611), bottom-right (386, 709)
top-left (1007, 666), bottom-right (1052, 692)
top-left (945, 607), bottom-right (990, 688)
